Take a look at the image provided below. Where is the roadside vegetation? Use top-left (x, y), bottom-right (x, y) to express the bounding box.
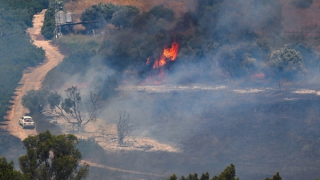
top-left (0, 0), bottom-right (49, 169)
top-left (0, 131), bottom-right (89, 180)
top-left (0, 0), bottom-right (48, 121)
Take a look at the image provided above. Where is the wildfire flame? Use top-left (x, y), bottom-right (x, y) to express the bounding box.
top-left (146, 57), bottom-right (150, 65)
top-left (163, 42), bottom-right (179, 61)
top-left (153, 41), bottom-right (180, 69)
top-left (144, 41), bottom-right (180, 84)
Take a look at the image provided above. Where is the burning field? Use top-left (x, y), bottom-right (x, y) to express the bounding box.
top-left (50, 81), bottom-right (320, 180)
top-left (42, 0), bottom-right (320, 179)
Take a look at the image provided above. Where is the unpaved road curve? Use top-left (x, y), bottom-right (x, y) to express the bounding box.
top-left (3, 9), bottom-right (64, 140)
top-left (1, 10), bottom-right (170, 178)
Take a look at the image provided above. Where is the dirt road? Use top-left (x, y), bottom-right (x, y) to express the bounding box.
top-left (3, 9), bottom-right (64, 140)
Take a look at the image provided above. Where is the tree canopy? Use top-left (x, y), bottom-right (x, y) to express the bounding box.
top-left (266, 46), bottom-right (306, 78)
top-left (0, 157), bottom-right (24, 180)
top-left (148, 4), bottom-right (174, 21)
top-left (22, 89), bottom-right (49, 114)
top-left (111, 5), bottom-right (140, 29)
top-left (168, 165), bottom-right (285, 180)
top-left (80, 3), bottom-right (120, 23)
top-left (19, 130), bottom-right (89, 180)
top-left (265, 172), bottom-right (282, 180)
top-left (167, 164), bottom-right (239, 180)
top-left (1, 131), bottom-right (89, 180)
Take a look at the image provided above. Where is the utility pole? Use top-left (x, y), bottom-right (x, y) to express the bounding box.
top-left (54, 0), bottom-right (62, 38)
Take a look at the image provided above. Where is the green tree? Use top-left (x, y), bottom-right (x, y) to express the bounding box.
top-left (19, 130), bottom-right (89, 180)
top-left (167, 174), bottom-right (177, 180)
top-left (200, 172), bottom-right (210, 180)
top-left (168, 164), bottom-right (239, 180)
top-left (265, 172), bottom-right (281, 180)
top-left (49, 86), bottom-right (101, 131)
top-left (149, 5), bottom-right (174, 21)
top-left (267, 47), bottom-right (306, 78)
top-left (80, 3), bottom-right (120, 32)
top-left (111, 6), bottom-right (140, 29)
top-left (211, 164), bottom-right (239, 180)
top-left (41, 7), bottom-right (55, 39)
top-left (132, 9), bottom-right (171, 34)
top-left (22, 89), bottom-right (49, 114)
top-left (0, 157), bottom-right (24, 180)
top-left (80, 3), bottom-right (120, 23)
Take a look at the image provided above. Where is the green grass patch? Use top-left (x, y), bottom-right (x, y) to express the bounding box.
top-left (53, 34), bottom-right (104, 55)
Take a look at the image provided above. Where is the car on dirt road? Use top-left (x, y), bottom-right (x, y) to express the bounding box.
top-left (19, 116), bottom-right (35, 129)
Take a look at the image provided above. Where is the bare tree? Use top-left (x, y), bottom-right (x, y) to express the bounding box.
top-left (48, 86), bottom-right (101, 132)
top-left (117, 111), bottom-right (134, 145)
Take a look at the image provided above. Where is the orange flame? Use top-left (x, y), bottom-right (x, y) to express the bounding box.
top-left (153, 56), bottom-right (166, 68)
top-left (144, 40), bottom-right (180, 85)
top-left (146, 57), bottom-right (150, 65)
top-left (151, 41), bottom-right (180, 69)
top-left (163, 42), bottom-right (179, 61)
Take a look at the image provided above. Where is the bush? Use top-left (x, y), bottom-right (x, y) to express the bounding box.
top-left (267, 47), bottom-right (306, 78)
top-left (149, 4), bottom-right (174, 21)
top-left (111, 5), bottom-right (140, 29)
top-left (41, 7), bottom-right (55, 39)
top-left (217, 43), bottom-right (259, 77)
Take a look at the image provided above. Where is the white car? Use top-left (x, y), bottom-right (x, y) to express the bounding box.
top-left (19, 116), bottom-right (35, 129)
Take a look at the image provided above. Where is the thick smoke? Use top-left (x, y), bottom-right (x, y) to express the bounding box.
top-left (50, 0), bottom-right (320, 179)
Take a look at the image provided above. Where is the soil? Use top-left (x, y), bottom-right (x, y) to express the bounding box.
top-left (57, 117), bottom-right (180, 153)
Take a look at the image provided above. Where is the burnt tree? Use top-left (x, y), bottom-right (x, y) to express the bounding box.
top-left (49, 86), bottom-right (101, 131)
top-left (117, 111), bottom-right (133, 145)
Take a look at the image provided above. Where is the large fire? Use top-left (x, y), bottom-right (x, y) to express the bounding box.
top-left (144, 41), bottom-right (180, 84)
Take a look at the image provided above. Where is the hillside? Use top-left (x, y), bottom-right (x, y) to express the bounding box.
top-left (65, 0), bottom-right (196, 20)
top-left (0, 0), bottom-right (48, 164)
top-left (37, 0), bottom-right (320, 179)
top-left (2, 0), bottom-right (320, 179)
top-left (0, 1), bottom-right (47, 122)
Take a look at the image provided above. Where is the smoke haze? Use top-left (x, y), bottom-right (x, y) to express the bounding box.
top-left (24, 0), bottom-right (320, 179)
